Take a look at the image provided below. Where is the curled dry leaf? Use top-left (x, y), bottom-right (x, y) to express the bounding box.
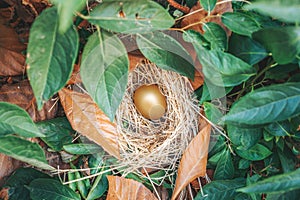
top-left (107, 176), bottom-right (158, 200)
top-left (190, 66), bottom-right (204, 90)
top-left (0, 18), bottom-right (26, 76)
top-left (0, 188), bottom-right (9, 200)
top-left (181, 0), bottom-right (232, 36)
top-left (0, 153), bottom-right (21, 186)
top-left (128, 53), bottom-right (145, 71)
top-left (171, 123), bottom-right (211, 200)
top-left (0, 80), bottom-right (58, 122)
top-left (21, 0), bottom-right (50, 17)
top-left (67, 64), bottom-right (82, 85)
top-left (58, 88), bottom-right (120, 158)
top-left (0, 81), bottom-right (55, 185)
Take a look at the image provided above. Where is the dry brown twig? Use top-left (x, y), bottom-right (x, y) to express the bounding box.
top-left (167, 0), bottom-right (190, 13)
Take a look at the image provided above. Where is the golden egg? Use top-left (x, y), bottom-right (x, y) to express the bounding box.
top-left (133, 84), bottom-right (167, 120)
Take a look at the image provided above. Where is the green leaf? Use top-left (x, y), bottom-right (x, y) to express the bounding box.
top-left (263, 130), bottom-right (274, 142)
top-left (200, 81), bottom-right (233, 103)
top-left (221, 12), bottom-right (261, 37)
top-left (183, 29), bottom-right (210, 48)
top-left (227, 125), bottom-right (262, 150)
top-left (194, 178), bottom-right (245, 200)
top-left (87, 0), bottom-right (174, 33)
top-left (86, 167), bottom-right (110, 200)
top-left (245, 11), bottom-right (282, 29)
top-left (238, 168), bottom-right (300, 194)
top-left (3, 168), bottom-right (50, 200)
top-left (203, 102), bottom-right (224, 125)
top-left (63, 143), bottom-right (103, 155)
top-left (0, 102), bottom-right (44, 138)
top-left (228, 33), bottom-right (268, 65)
top-left (88, 153), bottom-right (105, 175)
top-left (50, 0), bottom-right (86, 33)
top-left (26, 7), bottom-right (79, 109)
top-left (246, 174), bottom-right (261, 200)
top-left (200, 0), bottom-right (217, 12)
top-left (0, 135), bottom-right (54, 170)
top-left (80, 30), bottom-right (129, 121)
top-left (203, 22), bottom-right (227, 51)
top-left (266, 189), bottom-right (300, 200)
top-left (264, 121), bottom-right (291, 137)
top-left (253, 27), bottom-right (300, 65)
top-left (70, 164), bottom-right (88, 198)
top-left (265, 64), bottom-right (299, 80)
top-left (236, 143), bottom-right (272, 161)
top-left (245, 0), bottom-right (300, 23)
top-left (290, 115), bottom-right (300, 134)
top-left (234, 193), bottom-right (251, 200)
top-left (224, 82), bottom-right (300, 125)
top-left (208, 135), bottom-right (226, 157)
top-left (208, 149), bottom-right (225, 166)
top-left (67, 172), bottom-right (77, 191)
top-left (136, 31), bottom-right (195, 79)
top-left (195, 46), bottom-right (256, 87)
top-left (238, 159), bottom-right (251, 170)
top-left (185, 30), bottom-right (256, 87)
top-left (28, 178), bottom-right (81, 200)
top-left (277, 147), bottom-right (296, 173)
top-left (37, 117), bottom-right (73, 151)
top-left (213, 149), bottom-right (234, 180)
top-left (276, 137), bottom-right (285, 152)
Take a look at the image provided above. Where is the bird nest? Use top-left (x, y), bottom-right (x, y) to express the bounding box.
top-left (115, 61), bottom-right (200, 174)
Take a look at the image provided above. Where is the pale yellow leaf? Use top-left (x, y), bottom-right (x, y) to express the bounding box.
top-left (58, 88), bottom-right (120, 158)
top-left (171, 123), bottom-right (211, 200)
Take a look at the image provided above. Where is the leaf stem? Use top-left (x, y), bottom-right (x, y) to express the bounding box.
top-left (181, 14), bottom-right (221, 30)
top-left (75, 11), bottom-right (89, 20)
top-left (236, 62), bottom-right (278, 100)
top-left (175, 0), bottom-right (250, 22)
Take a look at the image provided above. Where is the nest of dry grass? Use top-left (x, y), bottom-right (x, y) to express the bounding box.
top-left (115, 61), bottom-right (200, 175)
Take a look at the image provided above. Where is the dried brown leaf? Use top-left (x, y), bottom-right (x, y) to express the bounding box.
top-left (128, 53), bottom-right (145, 71)
top-left (181, 1), bottom-right (232, 36)
top-left (21, 0), bottom-right (49, 17)
top-left (171, 123), bottom-right (211, 200)
top-left (0, 20), bottom-right (26, 76)
top-left (0, 188), bottom-right (9, 200)
top-left (67, 64), bottom-right (82, 85)
top-left (0, 80), bottom-right (58, 122)
top-left (58, 88), bottom-right (120, 158)
top-left (0, 154), bottom-right (21, 186)
top-left (190, 68), bottom-right (204, 90)
top-left (107, 176), bottom-right (158, 200)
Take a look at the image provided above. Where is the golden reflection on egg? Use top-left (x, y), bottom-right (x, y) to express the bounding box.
top-left (133, 84), bottom-right (167, 120)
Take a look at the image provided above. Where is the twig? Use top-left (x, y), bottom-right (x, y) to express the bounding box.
top-left (176, 0), bottom-right (251, 21)
top-left (236, 62), bottom-right (277, 100)
top-left (167, 0), bottom-right (190, 13)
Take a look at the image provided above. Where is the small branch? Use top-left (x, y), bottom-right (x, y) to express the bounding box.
top-left (167, 0), bottom-right (190, 14)
top-left (181, 14), bottom-right (220, 30)
top-left (236, 62), bottom-right (278, 100)
top-left (175, 0), bottom-right (250, 21)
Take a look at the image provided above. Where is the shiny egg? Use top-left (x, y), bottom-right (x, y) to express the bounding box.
top-left (133, 84), bottom-right (167, 120)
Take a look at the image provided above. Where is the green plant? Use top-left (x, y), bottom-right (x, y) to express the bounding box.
top-left (0, 0), bottom-right (300, 199)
